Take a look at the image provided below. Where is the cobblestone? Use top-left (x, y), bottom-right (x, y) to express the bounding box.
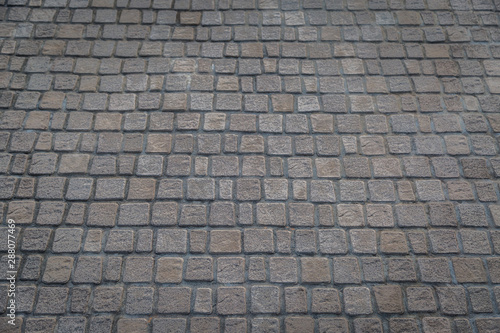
top-left (2, 0), bottom-right (499, 330)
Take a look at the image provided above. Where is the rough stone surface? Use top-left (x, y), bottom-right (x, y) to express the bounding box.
top-left (3, 1), bottom-right (498, 330)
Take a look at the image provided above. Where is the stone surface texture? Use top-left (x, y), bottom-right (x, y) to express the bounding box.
top-left (1, 0), bottom-right (500, 331)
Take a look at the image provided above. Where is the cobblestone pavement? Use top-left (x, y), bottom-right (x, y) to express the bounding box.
top-left (1, 0), bottom-right (500, 332)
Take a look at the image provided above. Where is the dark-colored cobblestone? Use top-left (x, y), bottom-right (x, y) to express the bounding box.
top-left (1, 0), bottom-right (499, 331)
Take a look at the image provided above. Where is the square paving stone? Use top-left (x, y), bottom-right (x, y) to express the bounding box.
top-left (318, 319), bottom-right (349, 333)
top-left (251, 286), bottom-right (280, 314)
top-left (73, 256), bottom-right (102, 284)
top-left (209, 230), bottom-right (241, 254)
top-left (65, 178), bottom-right (93, 201)
top-left (191, 289), bottom-right (211, 314)
top-left (319, 230), bottom-right (347, 254)
top-left (179, 204), bottom-right (207, 226)
top-left (285, 317), bottom-right (314, 333)
top-left (256, 203), bottom-right (286, 226)
top-left (284, 287), bottom-right (307, 314)
top-left (388, 258), bottom-right (417, 282)
top-left (337, 204), bottom-right (364, 227)
top-left (16, 286), bottom-right (36, 313)
top-left (437, 287), bottom-right (468, 317)
top-left (209, 202), bottom-right (235, 226)
top-left (301, 257), bottom-right (331, 283)
top-left (7, 201), bottom-right (36, 225)
top-left (422, 318), bottom-right (452, 333)
top-left (116, 319), bottom-right (149, 333)
top-left (94, 178), bottom-right (126, 200)
top-left (452, 257), bottom-right (487, 283)
top-left (216, 257), bottom-right (244, 283)
top-left (42, 256), bottom-right (73, 283)
top-left (187, 178), bottom-right (215, 200)
top-left (395, 204), bottom-right (428, 227)
top-left (36, 201), bottom-right (66, 225)
top-left (418, 258), bottom-right (452, 283)
top-left (354, 318), bottom-right (383, 333)
top-left (87, 203), bottom-right (118, 227)
top-left (269, 257), bottom-right (298, 283)
top-left (185, 257), bottom-right (213, 281)
top-left (156, 229), bottom-right (187, 254)
top-left (373, 285), bottom-right (404, 314)
top-left (126, 287), bottom-right (154, 315)
top-left (52, 228), bottom-right (83, 253)
top-left (311, 288), bottom-right (341, 314)
top-left (242, 228), bottom-right (273, 253)
top-left (25, 318), bottom-right (56, 333)
top-left (340, 180), bottom-right (366, 202)
top-left (333, 257), bottom-right (361, 284)
top-left (93, 287), bottom-right (124, 312)
top-left (158, 287), bottom-right (192, 314)
top-left (21, 229), bottom-right (52, 252)
top-left (366, 204), bottom-right (395, 227)
top-left (123, 257), bottom-right (153, 283)
top-left (217, 287), bottom-right (246, 315)
top-left (36, 177), bottom-right (66, 199)
top-left (289, 203), bottom-right (315, 226)
top-left (35, 287), bottom-right (69, 314)
top-left (344, 287), bottom-right (372, 315)
top-left (118, 203), bottom-right (149, 226)
top-left (458, 204), bottom-right (488, 227)
top-left (152, 319), bottom-right (186, 333)
top-left (156, 257), bottom-right (183, 284)
top-left (351, 229), bottom-right (378, 254)
top-left (190, 317), bottom-right (220, 333)
top-left (56, 317), bottom-right (86, 333)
